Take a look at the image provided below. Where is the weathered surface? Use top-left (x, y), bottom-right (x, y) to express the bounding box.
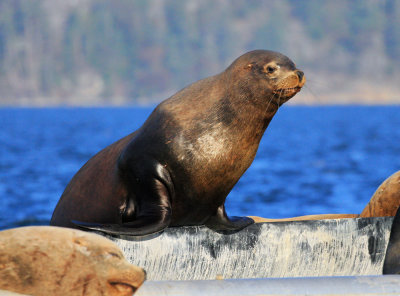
top-left (108, 217), bottom-right (393, 281)
top-left (0, 226), bottom-right (145, 296)
top-left (135, 275), bottom-right (400, 296)
top-left (361, 170), bottom-right (400, 218)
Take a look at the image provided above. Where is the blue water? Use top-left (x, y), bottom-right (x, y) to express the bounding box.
top-left (1, 106), bottom-right (399, 230)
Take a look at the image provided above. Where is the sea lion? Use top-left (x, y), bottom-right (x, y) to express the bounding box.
top-left (360, 170), bottom-right (400, 218)
top-left (378, 171), bottom-right (400, 274)
top-left (0, 226), bottom-right (146, 296)
top-left (50, 50), bottom-right (306, 236)
top-left (383, 207), bottom-right (400, 274)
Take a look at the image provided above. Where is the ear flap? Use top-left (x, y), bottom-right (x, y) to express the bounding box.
top-left (245, 62), bottom-right (256, 70)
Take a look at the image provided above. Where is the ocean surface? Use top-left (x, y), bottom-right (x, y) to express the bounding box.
top-left (1, 106), bottom-right (399, 230)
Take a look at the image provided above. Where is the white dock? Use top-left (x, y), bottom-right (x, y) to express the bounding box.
top-left (106, 217), bottom-right (393, 280)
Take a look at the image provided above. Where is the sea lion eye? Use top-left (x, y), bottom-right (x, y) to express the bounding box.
top-left (107, 251), bottom-right (122, 259)
top-left (264, 63), bottom-right (280, 74)
top-left (266, 66), bottom-right (276, 73)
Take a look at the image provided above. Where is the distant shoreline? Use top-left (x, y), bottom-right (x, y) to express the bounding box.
top-left (1, 97), bottom-right (399, 107)
top-left (1, 85), bottom-right (400, 107)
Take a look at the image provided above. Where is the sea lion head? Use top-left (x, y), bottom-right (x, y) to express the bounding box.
top-left (226, 50), bottom-right (306, 107)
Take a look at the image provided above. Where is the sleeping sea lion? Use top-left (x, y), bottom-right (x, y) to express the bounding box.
top-left (0, 226), bottom-right (145, 295)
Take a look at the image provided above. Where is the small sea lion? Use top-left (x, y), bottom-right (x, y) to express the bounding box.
top-left (360, 170), bottom-right (400, 218)
top-left (383, 205), bottom-right (400, 274)
top-left (0, 226), bottom-right (145, 296)
top-left (374, 170), bottom-right (400, 274)
top-left (50, 50), bottom-right (306, 236)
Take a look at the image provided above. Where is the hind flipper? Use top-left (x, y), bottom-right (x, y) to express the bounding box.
top-left (73, 170), bottom-right (172, 237)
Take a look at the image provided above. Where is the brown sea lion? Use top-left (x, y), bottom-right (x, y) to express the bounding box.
top-left (251, 170), bottom-right (400, 223)
top-left (382, 176), bottom-right (400, 274)
top-left (360, 170), bottom-right (400, 218)
top-left (50, 50), bottom-right (306, 236)
top-left (383, 201), bottom-right (400, 274)
top-left (0, 226), bottom-right (146, 296)
top-left (374, 170), bottom-right (400, 274)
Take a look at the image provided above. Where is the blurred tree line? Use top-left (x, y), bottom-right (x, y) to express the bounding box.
top-left (0, 0), bottom-right (399, 105)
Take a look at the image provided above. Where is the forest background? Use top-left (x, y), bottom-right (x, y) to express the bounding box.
top-left (0, 0), bottom-right (399, 106)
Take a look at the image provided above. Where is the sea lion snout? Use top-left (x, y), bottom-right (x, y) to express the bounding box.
top-left (271, 66), bottom-right (306, 100)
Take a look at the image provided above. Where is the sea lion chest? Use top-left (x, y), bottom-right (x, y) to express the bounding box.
top-left (129, 107), bottom-right (259, 219)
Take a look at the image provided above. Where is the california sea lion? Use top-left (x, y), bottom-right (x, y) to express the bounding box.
top-left (50, 50), bottom-right (306, 236)
top-left (0, 226), bottom-right (146, 296)
top-left (360, 170), bottom-right (400, 218)
top-left (383, 206), bottom-right (400, 274)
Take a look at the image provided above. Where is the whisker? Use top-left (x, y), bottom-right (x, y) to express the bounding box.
top-left (279, 89), bottom-right (284, 107)
top-left (264, 92), bottom-right (276, 115)
top-left (276, 89), bottom-right (284, 111)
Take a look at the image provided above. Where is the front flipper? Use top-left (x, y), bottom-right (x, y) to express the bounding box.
top-left (205, 204), bottom-right (254, 233)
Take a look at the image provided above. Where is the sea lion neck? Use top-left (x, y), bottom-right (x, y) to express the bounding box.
top-left (220, 70), bottom-right (279, 126)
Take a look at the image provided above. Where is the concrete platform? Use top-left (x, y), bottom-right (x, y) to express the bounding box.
top-left (105, 217), bottom-right (393, 281)
top-left (135, 275), bottom-right (400, 296)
